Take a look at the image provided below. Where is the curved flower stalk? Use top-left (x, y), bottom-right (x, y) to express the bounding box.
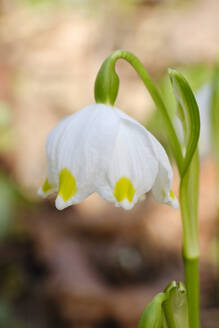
top-left (38, 103), bottom-right (178, 210)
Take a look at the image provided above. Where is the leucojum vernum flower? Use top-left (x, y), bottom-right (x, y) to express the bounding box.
top-left (38, 50), bottom-right (201, 328)
top-left (38, 103), bottom-right (178, 211)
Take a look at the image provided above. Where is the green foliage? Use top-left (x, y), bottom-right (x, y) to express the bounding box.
top-left (163, 281), bottom-right (189, 328)
top-left (138, 293), bottom-right (166, 328)
top-left (168, 70), bottom-right (200, 328)
top-left (138, 282), bottom-right (188, 328)
top-left (146, 64), bottom-right (211, 161)
top-left (168, 69), bottom-right (200, 177)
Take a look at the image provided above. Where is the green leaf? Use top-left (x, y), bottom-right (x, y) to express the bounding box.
top-left (138, 282), bottom-right (189, 328)
top-left (138, 293), bottom-right (167, 328)
top-left (169, 71), bottom-right (201, 326)
top-left (146, 64), bottom-right (210, 157)
top-left (168, 69), bottom-right (200, 177)
top-left (163, 281), bottom-right (189, 328)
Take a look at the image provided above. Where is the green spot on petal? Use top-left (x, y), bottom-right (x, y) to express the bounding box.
top-left (169, 189), bottom-right (175, 199)
top-left (58, 168), bottom-right (77, 202)
top-left (42, 178), bottom-right (52, 193)
top-left (114, 177), bottom-right (135, 203)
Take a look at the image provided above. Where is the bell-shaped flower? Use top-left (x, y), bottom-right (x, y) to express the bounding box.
top-left (38, 104), bottom-right (178, 210)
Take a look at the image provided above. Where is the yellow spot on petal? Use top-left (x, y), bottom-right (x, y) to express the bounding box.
top-left (169, 189), bottom-right (175, 199)
top-left (58, 168), bottom-right (77, 202)
top-left (114, 177), bottom-right (135, 203)
top-left (42, 178), bottom-right (52, 193)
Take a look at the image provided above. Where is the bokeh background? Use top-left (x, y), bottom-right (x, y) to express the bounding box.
top-left (0, 0), bottom-right (219, 327)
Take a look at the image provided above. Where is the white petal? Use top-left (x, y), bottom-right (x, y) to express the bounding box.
top-left (38, 116), bottom-right (69, 198)
top-left (41, 104), bottom-right (120, 209)
top-left (97, 113), bottom-right (159, 209)
top-left (38, 184), bottom-right (57, 198)
top-left (149, 134), bottom-right (178, 209)
top-left (113, 106), bottom-right (178, 209)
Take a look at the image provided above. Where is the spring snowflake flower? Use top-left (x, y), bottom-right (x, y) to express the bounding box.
top-left (38, 104), bottom-right (178, 210)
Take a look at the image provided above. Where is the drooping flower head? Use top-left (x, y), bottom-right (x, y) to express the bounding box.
top-left (38, 104), bottom-right (178, 210)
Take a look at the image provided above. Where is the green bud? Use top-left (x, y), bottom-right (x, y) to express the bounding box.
top-left (163, 281), bottom-right (189, 328)
top-left (138, 293), bottom-right (167, 328)
top-left (94, 56), bottom-right (119, 106)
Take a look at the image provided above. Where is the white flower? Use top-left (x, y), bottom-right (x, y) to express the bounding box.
top-left (38, 104), bottom-right (178, 210)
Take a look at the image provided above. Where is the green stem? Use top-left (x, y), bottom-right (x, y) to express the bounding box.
top-left (180, 150), bottom-right (200, 328)
top-left (180, 152), bottom-right (199, 258)
top-left (95, 50), bottom-right (184, 174)
top-left (184, 258), bottom-right (200, 328)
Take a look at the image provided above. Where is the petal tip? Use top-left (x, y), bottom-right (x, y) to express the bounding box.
top-left (170, 197), bottom-right (179, 210)
top-left (55, 195), bottom-right (68, 210)
top-left (38, 187), bottom-right (47, 199)
top-left (167, 189), bottom-right (179, 210)
top-left (38, 178), bottom-right (56, 198)
top-left (115, 199), bottom-right (135, 210)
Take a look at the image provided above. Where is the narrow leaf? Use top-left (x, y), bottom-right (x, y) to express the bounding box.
top-left (168, 69), bottom-right (200, 177)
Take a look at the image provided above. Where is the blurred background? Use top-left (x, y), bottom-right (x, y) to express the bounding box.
top-left (0, 0), bottom-right (219, 327)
